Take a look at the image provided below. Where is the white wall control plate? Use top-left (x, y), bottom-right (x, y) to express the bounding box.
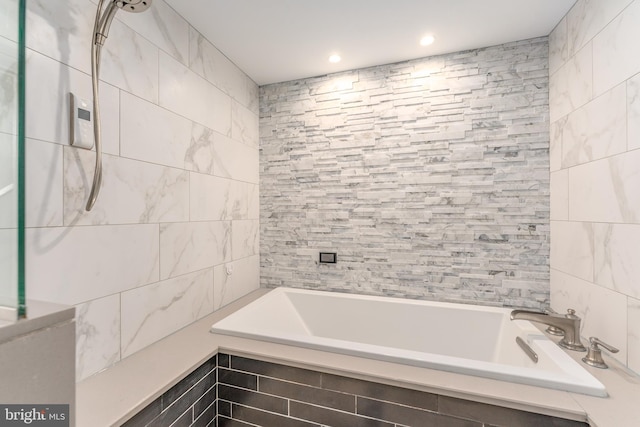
top-left (69, 92), bottom-right (94, 150)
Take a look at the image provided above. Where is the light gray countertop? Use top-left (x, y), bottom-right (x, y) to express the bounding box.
top-left (77, 289), bottom-right (640, 427)
top-left (0, 300), bottom-right (74, 344)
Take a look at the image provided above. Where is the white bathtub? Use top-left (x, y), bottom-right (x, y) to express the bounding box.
top-left (211, 287), bottom-right (606, 397)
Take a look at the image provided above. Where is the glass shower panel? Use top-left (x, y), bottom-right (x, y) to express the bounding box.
top-left (0, 0), bottom-right (25, 319)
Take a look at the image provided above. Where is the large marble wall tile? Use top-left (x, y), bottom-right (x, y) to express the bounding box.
top-left (26, 224), bottom-right (159, 305)
top-left (628, 72), bottom-right (640, 150)
top-left (549, 44), bottom-right (593, 122)
top-left (28, 0), bottom-right (173, 102)
top-left (231, 99), bottom-right (259, 149)
top-left (551, 269), bottom-right (628, 364)
top-left (212, 133), bottom-right (259, 183)
top-left (568, 150), bottom-right (640, 223)
top-left (23, 0), bottom-right (260, 368)
top-left (550, 0), bottom-right (640, 376)
top-left (184, 123), bottom-right (216, 175)
top-left (25, 50), bottom-right (120, 156)
top-left (92, 81), bottom-right (120, 154)
top-left (594, 224), bottom-right (640, 299)
top-left (188, 27), bottom-right (258, 112)
top-left (213, 255), bottom-right (259, 310)
top-left (550, 220), bottom-right (594, 282)
top-left (64, 147), bottom-right (189, 225)
top-left (592, 0), bottom-right (640, 96)
top-left (248, 184), bottom-right (259, 220)
top-left (0, 0), bottom-right (18, 41)
top-left (120, 268), bottom-right (214, 357)
top-left (159, 221), bottom-right (231, 279)
top-left (567, 0), bottom-right (634, 57)
top-left (30, 0), bottom-right (160, 102)
top-left (549, 15), bottom-right (568, 76)
top-left (26, 139), bottom-right (63, 228)
top-left (190, 173), bottom-right (249, 221)
top-left (100, 19), bottom-right (159, 103)
top-left (113, 0), bottom-right (189, 66)
top-left (232, 220), bottom-right (260, 261)
top-left (159, 52), bottom-right (231, 135)
top-left (120, 91), bottom-right (191, 169)
top-left (550, 170), bottom-right (568, 221)
top-left (75, 295), bottom-right (120, 381)
top-left (0, 229), bottom-right (17, 306)
top-left (0, 38), bottom-right (18, 136)
top-left (0, 133), bottom-right (16, 229)
top-left (629, 297), bottom-right (640, 373)
top-left (549, 117), bottom-right (565, 172)
top-left (245, 79), bottom-right (259, 115)
top-left (26, 0), bottom-right (94, 74)
top-left (561, 83), bottom-right (626, 168)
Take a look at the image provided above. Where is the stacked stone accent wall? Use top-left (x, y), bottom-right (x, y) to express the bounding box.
top-left (259, 37), bottom-right (550, 309)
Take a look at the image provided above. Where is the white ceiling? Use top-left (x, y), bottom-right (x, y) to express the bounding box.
top-left (165, 0), bottom-right (576, 86)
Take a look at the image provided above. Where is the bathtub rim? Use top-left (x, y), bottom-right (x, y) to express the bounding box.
top-left (211, 286), bottom-right (607, 397)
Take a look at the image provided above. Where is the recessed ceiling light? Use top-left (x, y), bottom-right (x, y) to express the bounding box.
top-left (329, 54), bottom-right (341, 63)
top-left (420, 35), bottom-right (435, 46)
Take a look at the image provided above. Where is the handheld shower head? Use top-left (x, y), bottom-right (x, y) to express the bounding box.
top-left (116, 0), bottom-right (152, 13)
top-left (85, 0), bottom-right (153, 211)
top-left (96, 0), bottom-right (153, 44)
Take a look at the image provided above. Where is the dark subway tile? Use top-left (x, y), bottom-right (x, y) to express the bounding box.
top-left (219, 367), bottom-right (258, 390)
top-left (259, 376), bottom-right (355, 412)
top-left (230, 355), bottom-right (322, 387)
top-left (163, 361), bottom-right (216, 409)
top-left (218, 400), bottom-right (232, 417)
top-left (147, 405), bottom-right (192, 427)
top-left (218, 353), bottom-right (231, 368)
top-left (358, 396), bottom-right (480, 427)
top-left (322, 373), bottom-right (438, 411)
top-left (231, 403), bottom-right (320, 427)
top-left (438, 396), bottom-right (589, 427)
top-left (218, 384), bottom-right (288, 415)
top-left (217, 416), bottom-right (255, 427)
top-left (178, 371), bottom-right (216, 408)
top-left (149, 372), bottom-right (214, 427)
top-left (193, 384), bottom-right (217, 419)
top-left (290, 401), bottom-right (394, 427)
top-left (170, 407), bottom-right (193, 427)
top-left (121, 396), bottom-right (162, 427)
top-left (192, 402), bottom-right (216, 427)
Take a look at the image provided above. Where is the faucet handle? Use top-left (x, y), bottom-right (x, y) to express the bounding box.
top-left (590, 337), bottom-right (619, 353)
top-left (582, 337), bottom-right (619, 369)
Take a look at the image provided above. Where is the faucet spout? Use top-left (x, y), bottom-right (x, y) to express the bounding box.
top-left (510, 309), bottom-right (586, 352)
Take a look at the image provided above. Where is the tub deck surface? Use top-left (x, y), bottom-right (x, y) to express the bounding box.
top-left (211, 287), bottom-right (606, 396)
top-left (77, 289), bottom-right (640, 427)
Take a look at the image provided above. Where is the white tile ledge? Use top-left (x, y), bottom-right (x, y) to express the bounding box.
top-left (0, 300), bottom-right (74, 344)
top-left (77, 289), bottom-right (640, 427)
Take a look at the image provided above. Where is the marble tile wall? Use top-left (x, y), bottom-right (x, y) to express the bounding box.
top-left (260, 38), bottom-right (550, 308)
top-left (549, 0), bottom-right (640, 372)
top-left (24, 0), bottom-right (259, 381)
top-left (0, 0), bottom-right (19, 307)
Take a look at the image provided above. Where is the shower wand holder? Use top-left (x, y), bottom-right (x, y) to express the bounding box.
top-left (69, 92), bottom-right (94, 150)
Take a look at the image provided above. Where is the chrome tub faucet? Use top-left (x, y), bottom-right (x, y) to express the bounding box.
top-left (510, 309), bottom-right (587, 352)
